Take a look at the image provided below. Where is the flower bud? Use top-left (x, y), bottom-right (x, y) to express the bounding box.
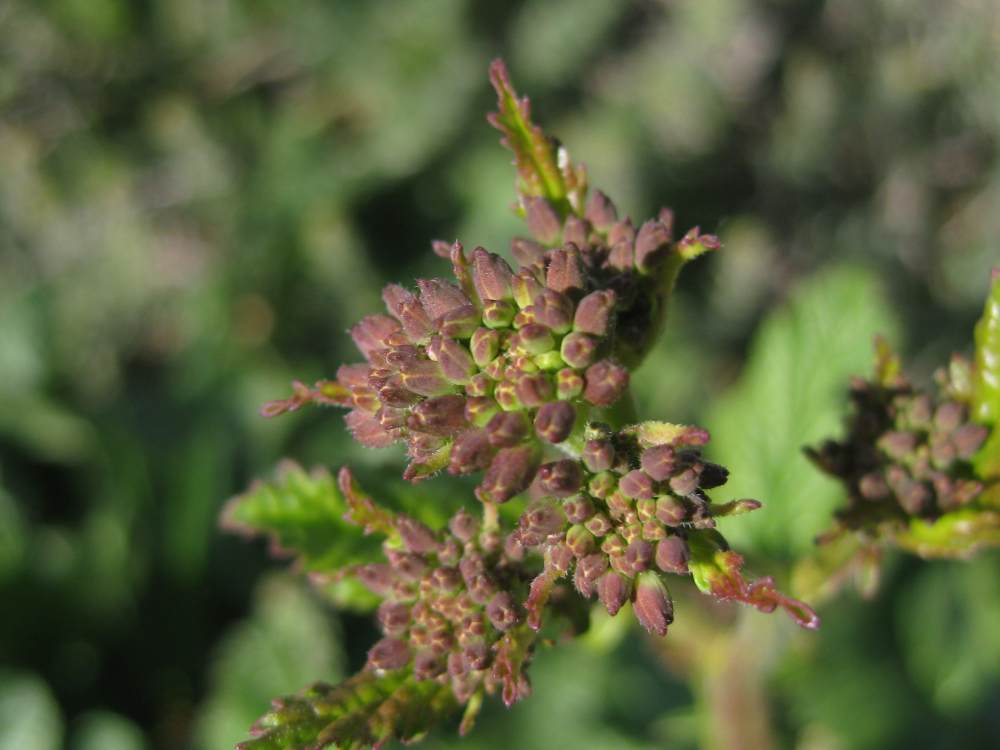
top-left (585, 189), bottom-right (618, 231)
top-left (655, 496), bottom-right (687, 526)
top-left (934, 401), bottom-right (965, 432)
top-left (562, 215), bottom-right (589, 247)
top-left (511, 237), bottom-right (547, 268)
top-left (483, 299), bottom-right (517, 328)
top-left (486, 410), bottom-right (530, 447)
top-left (534, 400), bottom-right (576, 443)
top-left (512, 268), bottom-right (545, 308)
top-left (952, 423), bottom-right (988, 459)
top-left (655, 536), bottom-right (690, 574)
top-left (584, 512), bottom-right (613, 537)
top-left (464, 396), bottom-right (498, 427)
top-left (597, 571), bottom-right (631, 616)
top-left (634, 220), bottom-right (671, 274)
top-left (384, 285), bottom-right (434, 342)
top-left (555, 368), bottom-right (585, 400)
top-left (878, 431), bottom-right (917, 461)
top-left (515, 373), bottom-right (554, 407)
top-left (470, 327), bottom-right (501, 367)
top-left (546, 244), bottom-right (585, 293)
top-left (449, 429), bottom-right (494, 474)
top-left (472, 247), bottom-right (514, 302)
top-left (417, 278), bottom-right (471, 321)
top-left (632, 571), bottom-right (673, 636)
top-left (537, 459), bottom-right (583, 496)
top-left (486, 591), bottom-right (520, 631)
top-left (668, 468), bottom-right (700, 496)
top-left (377, 601), bottom-right (411, 636)
top-left (607, 238), bottom-right (634, 271)
top-left (515, 323), bottom-right (556, 354)
top-left (531, 289), bottom-right (574, 333)
top-left (351, 314), bottom-right (400, 360)
top-left (561, 332), bottom-right (598, 369)
top-left (574, 290), bottom-right (616, 336)
top-left (427, 336), bottom-right (477, 384)
top-left (565, 524), bottom-right (596, 557)
top-left (582, 439), bottom-right (615, 472)
top-left (574, 553), bottom-right (608, 597)
top-left (396, 516), bottom-right (438, 554)
top-left (563, 494), bottom-right (595, 523)
top-left (525, 197), bottom-right (562, 246)
top-left (407, 394), bottom-right (467, 436)
top-left (368, 637), bottom-right (411, 670)
top-left (357, 563), bottom-right (394, 595)
top-left (493, 381), bottom-right (522, 411)
top-left (625, 539), bottom-right (654, 573)
top-left (588, 471), bottom-right (617, 499)
top-left (584, 360), bottom-right (629, 406)
top-left (438, 304), bottom-right (480, 339)
top-left (413, 650), bottom-right (446, 680)
top-left (476, 445), bottom-right (539, 503)
top-left (619, 470), bottom-right (655, 500)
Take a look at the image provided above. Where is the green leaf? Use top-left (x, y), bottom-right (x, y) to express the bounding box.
top-left (972, 270), bottom-right (1000, 426)
top-left (221, 461), bottom-right (385, 587)
top-left (707, 266), bottom-right (899, 559)
top-left (487, 58), bottom-right (587, 217)
top-left (237, 670), bottom-right (459, 750)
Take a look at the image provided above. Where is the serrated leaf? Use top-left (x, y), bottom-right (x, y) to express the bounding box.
top-left (221, 460), bottom-right (385, 578)
top-left (237, 670), bottom-right (459, 750)
top-left (487, 59), bottom-right (587, 217)
top-left (707, 266), bottom-right (899, 559)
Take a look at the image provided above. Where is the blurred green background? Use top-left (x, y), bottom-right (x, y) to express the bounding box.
top-left (1, 1), bottom-right (998, 748)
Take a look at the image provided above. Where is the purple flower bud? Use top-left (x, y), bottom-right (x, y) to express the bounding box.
top-left (563, 494), bottom-right (595, 523)
top-left (561, 332), bottom-right (598, 369)
top-left (511, 237), bottom-right (547, 268)
top-left (469, 327), bottom-right (501, 367)
top-left (357, 563), bottom-right (394, 595)
top-left (555, 368), bottom-right (585, 400)
top-left (486, 410), bottom-right (530, 447)
top-left (655, 536), bottom-right (690, 574)
top-left (417, 278), bottom-right (471, 321)
top-left (512, 268), bottom-right (545, 308)
top-left (413, 650), bottom-right (446, 680)
top-left (584, 360), bottom-right (629, 406)
top-left (427, 336), bottom-right (477, 384)
top-left (537, 459), bottom-right (584, 497)
top-left (619, 470), bottom-right (655, 500)
top-left (462, 641), bottom-right (490, 671)
top-left (607, 238), bottom-right (634, 272)
top-left (565, 524), bottom-right (597, 557)
top-left (534, 400), bottom-right (576, 443)
top-left (522, 501), bottom-right (566, 538)
top-left (633, 571), bottom-right (673, 636)
top-left (344, 410), bottom-right (394, 448)
top-left (605, 490), bottom-right (633, 520)
top-left (858, 472), bottom-right (890, 501)
top-left (487, 592), bottom-right (520, 631)
top-left (668, 468), bottom-right (700, 496)
top-left (515, 372), bottom-right (554, 407)
top-left (546, 244), bottom-right (586, 293)
top-left (597, 571), bottom-right (631, 616)
top-left (574, 553), bottom-right (608, 597)
top-left (607, 218), bottom-right (635, 246)
top-left (397, 362), bottom-right (453, 399)
top-left (476, 445), bottom-right (539, 503)
top-left (525, 197), bottom-right (562, 246)
top-left (368, 637), bottom-right (410, 670)
top-left (895, 477), bottom-right (932, 516)
top-left (515, 323), bottom-right (556, 354)
top-left (564, 217), bottom-right (590, 248)
top-left (634, 220), bottom-right (671, 274)
top-left (581, 439), bottom-right (614, 473)
top-left (396, 516), bottom-right (438, 554)
top-left (431, 239), bottom-right (452, 258)
top-left (448, 430), bottom-right (493, 475)
top-left (383, 284), bottom-right (434, 342)
top-left (634, 498), bottom-right (657, 523)
top-left (531, 288), bottom-right (575, 333)
top-left (351, 314), bottom-right (401, 360)
top-left (472, 247), bottom-right (515, 302)
top-left (430, 566), bottom-right (462, 591)
top-left (483, 299), bottom-right (517, 328)
top-left (438, 304), bottom-right (481, 339)
top-left (878, 431), bottom-right (917, 461)
top-left (547, 542), bottom-right (574, 575)
top-left (625, 539), bottom-right (654, 573)
top-left (655, 496), bottom-right (688, 526)
top-left (407, 395), bottom-right (467, 436)
top-left (601, 533), bottom-right (627, 558)
top-left (377, 601), bottom-right (411, 636)
top-left (584, 512), bottom-right (613, 536)
top-left (934, 401), bottom-right (965, 432)
top-left (574, 290), bottom-right (616, 336)
top-left (952, 423), bottom-right (988, 459)
top-left (585, 190), bottom-right (618, 231)
top-left (386, 549), bottom-right (427, 581)
top-left (657, 207), bottom-right (675, 237)
top-left (446, 509), bottom-right (479, 543)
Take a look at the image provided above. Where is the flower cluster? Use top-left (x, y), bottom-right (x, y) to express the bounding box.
top-left (514, 422), bottom-right (818, 635)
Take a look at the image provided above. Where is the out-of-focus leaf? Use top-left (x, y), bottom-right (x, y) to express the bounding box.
top-left (193, 576), bottom-right (344, 750)
top-left (708, 266), bottom-right (900, 559)
top-left (71, 711), bottom-right (146, 750)
top-left (972, 271), bottom-right (1000, 479)
top-left (897, 555), bottom-right (1000, 713)
top-left (220, 460), bottom-right (384, 576)
top-left (237, 670), bottom-right (458, 750)
top-left (0, 672), bottom-right (63, 750)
